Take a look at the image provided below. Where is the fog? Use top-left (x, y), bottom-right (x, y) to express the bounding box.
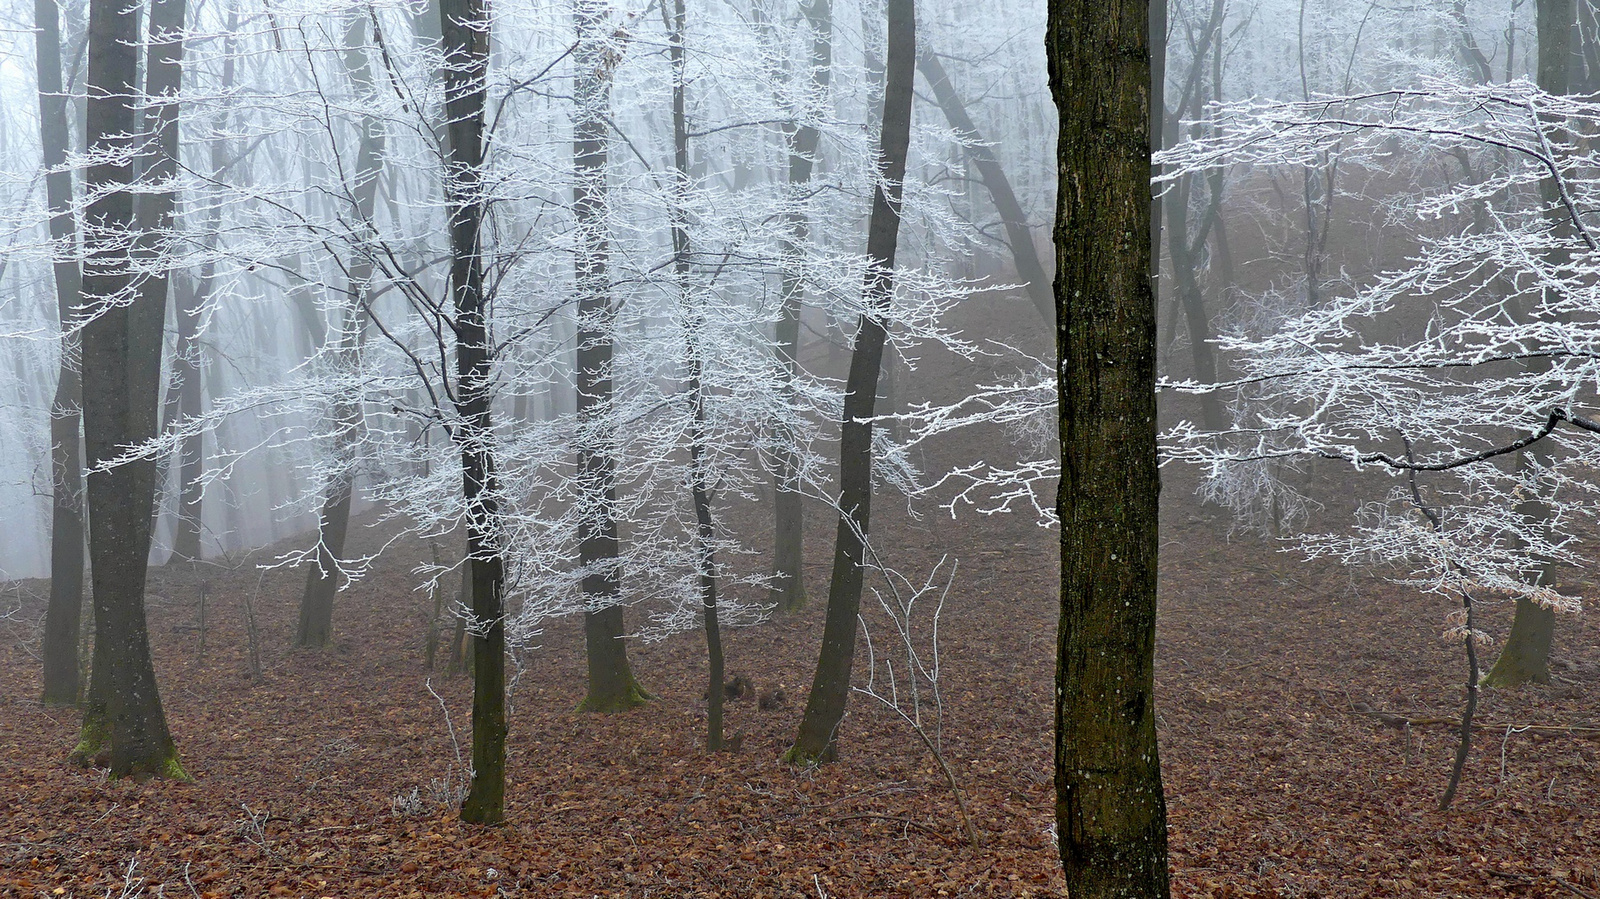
top-left (2, 0), bottom-right (1597, 893)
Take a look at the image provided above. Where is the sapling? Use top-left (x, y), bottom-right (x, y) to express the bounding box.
top-left (852, 550), bottom-right (979, 848)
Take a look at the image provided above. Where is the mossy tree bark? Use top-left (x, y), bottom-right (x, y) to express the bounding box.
top-left (1049, 0), bottom-right (1171, 894)
top-left (73, 0), bottom-right (186, 779)
top-left (35, 0), bottom-right (87, 707)
top-left (786, 0), bottom-right (914, 766)
top-left (574, 0), bottom-right (647, 713)
top-left (438, 0), bottom-right (506, 825)
top-left (1485, 0), bottom-right (1573, 688)
top-left (297, 12), bottom-right (387, 648)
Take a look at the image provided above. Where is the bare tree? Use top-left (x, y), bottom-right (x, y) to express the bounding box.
top-left (574, 0), bottom-right (649, 713)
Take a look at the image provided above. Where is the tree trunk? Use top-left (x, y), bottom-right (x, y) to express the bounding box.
top-left (1049, 0), bottom-right (1170, 894)
top-left (166, 273), bottom-right (206, 564)
top-left (769, 0), bottom-right (831, 615)
top-left (297, 12), bottom-right (388, 648)
top-left (164, 15), bottom-right (237, 566)
top-left (71, 0), bottom-right (185, 779)
top-left (662, 0), bottom-right (726, 751)
top-left (1486, 0), bottom-right (1574, 688)
top-left (917, 48), bottom-right (1052, 326)
top-left (35, 0), bottom-right (87, 707)
top-left (574, 0), bottom-right (647, 713)
top-left (786, 0), bottom-right (914, 766)
top-left (438, 0), bottom-right (506, 825)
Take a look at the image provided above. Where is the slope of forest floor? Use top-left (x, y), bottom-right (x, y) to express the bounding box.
top-left (2, 469), bottom-right (1596, 898)
top-left (1, 298), bottom-right (1597, 897)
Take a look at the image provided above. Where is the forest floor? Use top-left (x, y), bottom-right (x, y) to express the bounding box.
top-left (2, 308), bottom-right (1599, 898)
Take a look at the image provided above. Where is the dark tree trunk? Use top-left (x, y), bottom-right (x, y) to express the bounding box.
top-left (439, 0), bottom-right (506, 825)
top-left (917, 48), bottom-right (1052, 326)
top-left (1485, 0), bottom-right (1574, 688)
top-left (35, 0), bottom-right (87, 707)
top-left (72, 0), bottom-right (185, 779)
top-left (574, 0), bottom-right (647, 713)
top-left (297, 12), bottom-right (388, 648)
top-left (662, 0), bottom-right (725, 751)
top-left (768, 0), bottom-right (831, 615)
top-left (786, 0), bottom-right (914, 766)
top-left (1049, 0), bottom-right (1171, 895)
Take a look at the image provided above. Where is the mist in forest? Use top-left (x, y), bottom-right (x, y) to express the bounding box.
top-left (1, 0), bottom-right (1598, 893)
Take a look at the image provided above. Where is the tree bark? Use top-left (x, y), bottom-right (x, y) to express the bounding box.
top-left (438, 0), bottom-right (506, 825)
top-left (786, 0), bottom-right (914, 766)
top-left (35, 0), bottom-right (87, 707)
top-left (574, 0), bottom-right (647, 713)
top-left (71, 0), bottom-right (185, 779)
top-left (769, 0), bottom-right (831, 615)
top-left (1049, 0), bottom-right (1170, 894)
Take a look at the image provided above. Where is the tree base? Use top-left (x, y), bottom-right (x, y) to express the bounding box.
top-left (576, 680), bottom-right (652, 714)
top-left (1480, 597), bottom-right (1555, 688)
top-left (770, 581), bottom-right (806, 615)
top-left (1480, 658), bottom-right (1552, 688)
top-left (781, 741), bottom-right (836, 767)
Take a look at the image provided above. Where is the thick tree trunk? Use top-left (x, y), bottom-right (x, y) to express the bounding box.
top-left (769, 0), bottom-right (830, 615)
top-left (72, 0), bottom-right (185, 779)
top-left (1486, 0), bottom-right (1574, 688)
top-left (438, 0), bottom-right (506, 825)
top-left (1049, 0), bottom-right (1170, 895)
top-left (786, 0), bottom-right (914, 766)
top-left (35, 0), bottom-right (87, 707)
top-left (297, 12), bottom-right (387, 648)
top-left (574, 0), bottom-right (647, 713)
top-left (917, 48), bottom-right (1052, 326)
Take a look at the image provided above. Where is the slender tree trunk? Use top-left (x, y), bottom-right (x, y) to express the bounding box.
top-left (1050, 0), bottom-right (1170, 895)
top-left (1485, 0), bottom-right (1574, 688)
top-left (662, 0), bottom-right (725, 752)
top-left (769, 0), bottom-right (831, 615)
top-left (164, 13), bottom-right (237, 565)
top-left (574, 0), bottom-right (647, 713)
top-left (297, 13), bottom-right (388, 647)
top-left (166, 274), bottom-right (205, 563)
top-left (36, 0), bottom-right (87, 707)
top-left (438, 0), bottom-right (506, 825)
top-left (917, 48), bottom-right (1052, 326)
top-left (72, 0), bottom-right (186, 779)
top-left (786, 0), bottom-right (914, 766)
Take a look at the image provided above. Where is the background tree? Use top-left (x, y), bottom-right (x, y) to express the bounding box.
top-left (787, 0), bottom-right (915, 766)
top-left (573, 0), bottom-right (650, 713)
top-left (296, 11), bottom-right (389, 648)
top-left (1481, 0), bottom-right (1573, 688)
top-left (35, 0), bottom-right (87, 706)
top-left (1049, 0), bottom-right (1170, 895)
